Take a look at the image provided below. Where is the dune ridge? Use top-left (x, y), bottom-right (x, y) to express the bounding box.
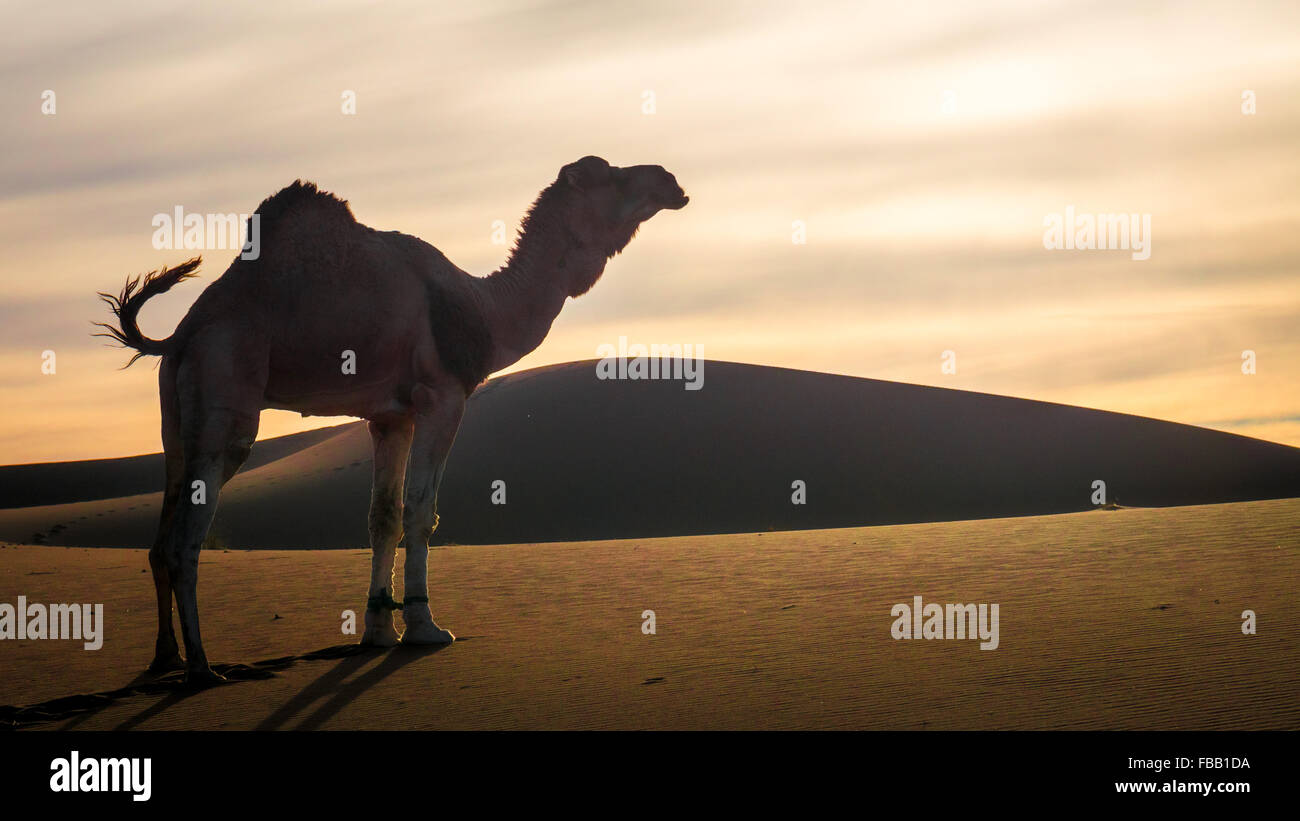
top-left (1, 360), bottom-right (1298, 549)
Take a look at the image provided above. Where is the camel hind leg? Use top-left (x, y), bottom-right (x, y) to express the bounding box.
top-left (165, 352), bottom-right (262, 686)
top-left (146, 357), bottom-right (185, 674)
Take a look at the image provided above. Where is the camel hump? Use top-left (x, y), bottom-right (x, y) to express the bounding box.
top-left (253, 179), bottom-right (356, 227)
top-left (243, 180), bottom-right (359, 265)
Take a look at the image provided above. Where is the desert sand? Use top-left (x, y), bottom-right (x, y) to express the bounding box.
top-left (2, 497), bottom-right (1296, 730)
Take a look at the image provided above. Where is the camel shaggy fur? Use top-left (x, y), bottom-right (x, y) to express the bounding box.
top-left (95, 156), bottom-right (688, 685)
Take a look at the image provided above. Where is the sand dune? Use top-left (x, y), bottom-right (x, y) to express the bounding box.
top-left (2, 497), bottom-right (1296, 730)
top-left (2, 361), bottom-right (1299, 549)
top-left (0, 423), bottom-right (348, 508)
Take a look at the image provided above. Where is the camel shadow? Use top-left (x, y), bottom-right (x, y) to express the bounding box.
top-left (110, 688), bottom-right (193, 731)
top-left (0, 666), bottom-right (213, 731)
top-left (0, 643), bottom-right (444, 730)
top-left (59, 668), bottom-right (189, 731)
top-left (255, 644), bottom-right (446, 730)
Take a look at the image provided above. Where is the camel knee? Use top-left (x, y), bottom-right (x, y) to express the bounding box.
top-left (161, 523), bottom-right (203, 582)
top-left (164, 550), bottom-right (198, 584)
top-left (401, 503), bottom-right (438, 543)
top-left (368, 521), bottom-right (401, 550)
top-left (368, 493), bottom-right (403, 547)
top-left (148, 546), bottom-right (174, 592)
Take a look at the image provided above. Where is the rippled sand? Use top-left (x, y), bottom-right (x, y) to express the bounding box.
top-left (2, 497), bottom-right (1296, 729)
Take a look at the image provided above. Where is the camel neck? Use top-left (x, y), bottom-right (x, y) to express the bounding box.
top-left (473, 183), bottom-right (612, 376)
top-left (477, 250), bottom-right (570, 375)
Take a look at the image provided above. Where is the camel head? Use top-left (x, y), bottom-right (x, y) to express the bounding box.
top-left (548, 155), bottom-right (688, 296)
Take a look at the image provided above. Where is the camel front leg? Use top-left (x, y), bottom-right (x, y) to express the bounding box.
top-left (399, 383), bottom-right (465, 645)
top-left (361, 416), bottom-right (415, 646)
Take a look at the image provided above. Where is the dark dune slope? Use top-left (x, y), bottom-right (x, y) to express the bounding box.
top-left (0, 423), bottom-right (348, 507)
top-left (2, 360), bottom-right (1298, 548)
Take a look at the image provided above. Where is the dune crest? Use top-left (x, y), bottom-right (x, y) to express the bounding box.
top-left (2, 361), bottom-right (1298, 549)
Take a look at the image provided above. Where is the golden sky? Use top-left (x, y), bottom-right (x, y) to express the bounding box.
top-left (2, 0), bottom-right (1299, 463)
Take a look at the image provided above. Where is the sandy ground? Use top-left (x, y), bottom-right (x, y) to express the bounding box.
top-left (1, 497), bottom-right (1297, 730)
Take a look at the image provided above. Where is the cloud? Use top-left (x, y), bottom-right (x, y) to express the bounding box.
top-left (2, 0), bottom-right (1299, 461)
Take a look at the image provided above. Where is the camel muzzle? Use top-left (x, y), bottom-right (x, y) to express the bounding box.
top-left (660, 189), bottom-right (689, 210)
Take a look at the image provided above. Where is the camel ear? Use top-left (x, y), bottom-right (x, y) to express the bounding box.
top-left (561, 156), bottom-right (611, 191)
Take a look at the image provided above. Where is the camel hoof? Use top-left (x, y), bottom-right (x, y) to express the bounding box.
top-left (147, 652), bottom-right (185, 676)
top-left (400, 622), bottom-right (456, 645)
top-left (360, 624), bottom-right (400, 647)
top-left (183, 666), bottom-right (227, 689)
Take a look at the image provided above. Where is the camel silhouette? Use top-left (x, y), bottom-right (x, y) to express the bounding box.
top-left (94, 156), bottom-right (688, 685)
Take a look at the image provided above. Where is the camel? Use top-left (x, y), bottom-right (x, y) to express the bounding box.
top-left (94, 156), bottom-right (688, 685)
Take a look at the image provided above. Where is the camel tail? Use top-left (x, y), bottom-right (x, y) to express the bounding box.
top-left (92, 257), bottom-right (202, 367)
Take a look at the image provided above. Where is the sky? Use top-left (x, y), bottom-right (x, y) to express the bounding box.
top-left (1, 0), bottom-right (1298, 463)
